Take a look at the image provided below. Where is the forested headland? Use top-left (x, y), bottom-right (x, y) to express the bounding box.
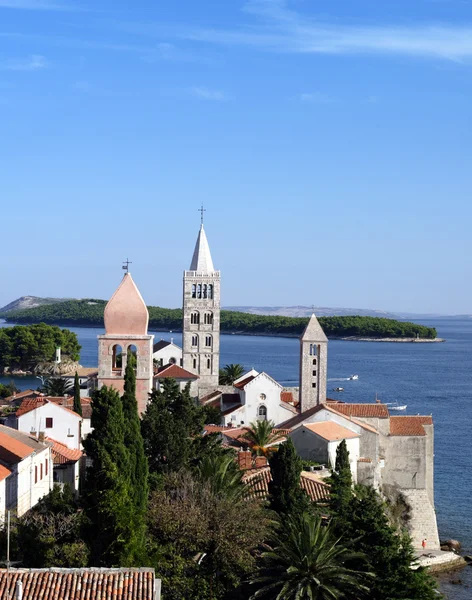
top-left (0, 323), bottom-right (81, 373)
top-left (0, 299), bottom-right (438, 339)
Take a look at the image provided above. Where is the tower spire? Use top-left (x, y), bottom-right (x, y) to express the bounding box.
top-left (198, 204), bottom-right (206, 226)
top-left (189, 217), bottom-right (215, 273)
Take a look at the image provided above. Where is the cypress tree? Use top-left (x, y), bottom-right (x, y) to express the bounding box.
top-left (268, 438), bottom-right (310, 516)
top-left (83, 386), bottom-right (140, 566)
top-left (329, 439), bottom-right (353, 521)
top-left (122, 358), bottom-right (149, 524)
top-left (73, 371), bottom-right (82, 416)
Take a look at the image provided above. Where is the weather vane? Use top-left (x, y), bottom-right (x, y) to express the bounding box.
top-left (122, 258), bottom-right (132, 273)
top-left (198, 204), bottom-right (206, 225)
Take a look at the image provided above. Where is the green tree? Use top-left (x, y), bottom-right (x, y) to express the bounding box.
top-left (329, 439), bottom-right (353, 523)
top-left (0, 382), bottom-right (18, 399)
top-left (195, 453), bottom-right (245, 501)
top-left (250, 512), bottom-right (371, 600)
top-left (243, 420), bottom-right (285, 456)
top-left (40, 377), bottom-right (73, 396)
top-left (268, 438), bottom-right (311, 516)
top-left (73, 371), bottom-right (82, 416)
top-left (219, 363), bottom-right (245, 385)
top-left (122, 357), bottom-right (149, 526)
top-left (335, 486), bottom-right (437, 600)
top-left (83, 385), bottom-right (142, 566)
top-left (141, 379), bottom-right (204, 477)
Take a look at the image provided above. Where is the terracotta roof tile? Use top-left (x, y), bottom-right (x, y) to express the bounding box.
top-left (281, 391), bottom-right (294, 404)
top-left (200, 390), bottom-right (222, 405)
top-left (0, 568), bottom-right (157, 600)
top-left (49, 396), bottom-right (92, 419)
top-left (389, 416), bottom-right (432, 436)
top-left (155, 364), bottom-right (199, 380)
top-left (0, 431), bottom-right (36, 463)
top-left (62, 367), bottom-right (98, 378)
top-left (243, 467), bottom-right (329, 503)
top-left (358, 457), bottom-right (373, 463)
top-left (4, 389), bottom-right (42, 404)
top-left (304, 422), bottom-right (360, 441)
top-left (0, 464), bottom-right (12, 482)
top-left (234, 375), bottom-right (256, 389)
top-left (17, 397), bottom-right (83, 420)
top-left (327, 402), bottom-right (389, 419)
top-left (47, 438), bottom-right (83, 465)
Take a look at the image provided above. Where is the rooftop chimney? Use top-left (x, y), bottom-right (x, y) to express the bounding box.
top-left (16, 579), bottom-right (23, 600)
top-left (38, 431), bottom-right (45, 443)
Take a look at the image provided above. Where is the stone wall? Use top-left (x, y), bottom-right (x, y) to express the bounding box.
top-left (401, 488), bottom-right (440, 550)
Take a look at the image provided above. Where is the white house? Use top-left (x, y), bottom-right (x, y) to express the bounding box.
top-left (14, 398), bottom-right (82, 451)
top-left (47, 438), bottom-right (82, 494)
top-left (152, 340), bottom-right (183, 367)
top-left (61, 368), bottom-right (98, 398)
top-left (206, 370), bottom-right (297, 427)
top-left (0, 425), bottom-right (53, 517)
top-left (0, 464), bottom-right (11, 522)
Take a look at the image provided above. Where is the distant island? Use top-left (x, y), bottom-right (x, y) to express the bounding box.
top-left (0, 298), bottom-right (439, 341)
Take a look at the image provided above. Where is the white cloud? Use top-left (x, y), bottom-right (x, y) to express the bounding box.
top-left (132, 0), bottom-right (472, 61)
top-left (189, 86), bottom-right (226, 101)
top-left (1, 54), bottom-right (47, 71)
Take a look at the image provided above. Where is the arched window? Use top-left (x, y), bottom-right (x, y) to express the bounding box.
top-left (112, 344), bottom-right (123, 373)
top-left (192, 284), bottom-right (197, 298)
top-left (127, 344), bottom-right (138, 372)
top-left (191, 312), bottom-right (200, 325)
top-left (257, 405), bottom-right (267, 421)
top-left (197, 284), bottom-right (202, 299)
top-left (204, 312), bottom-right (213, 325)
top-left (205, 336), bottom-right (212, 348)
top-left (193, 358), bottom-right (197, 369)
top-left (192, 335), bottom-right (198, 347)
top-left (208, 284), bottom-right (214, 299)
top-left (203, 284), bottom-right (208, 299)
top-left (207, 358), bottom-right (211, 369)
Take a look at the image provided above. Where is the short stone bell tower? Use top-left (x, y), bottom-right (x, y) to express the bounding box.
top-left (299, 313), bottom-right (328, 412)
top-left (182, 221), bottom-right (220, 392)
top-left (98, 272), bottom-right (154, 414)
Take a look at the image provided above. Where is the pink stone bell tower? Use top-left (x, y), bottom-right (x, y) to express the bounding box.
top-left (97, 271), bottom-right (154, 414)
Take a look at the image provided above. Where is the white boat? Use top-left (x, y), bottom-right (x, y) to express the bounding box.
top-left (333, 387), bottom-right (344, 392)
top-left (386, 402), bottom-right (407, 411)
top-left (349, 375), bottom-right (359, 380)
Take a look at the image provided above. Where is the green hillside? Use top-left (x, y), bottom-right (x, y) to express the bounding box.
top-left (0, 299), bottom-right (438, 339)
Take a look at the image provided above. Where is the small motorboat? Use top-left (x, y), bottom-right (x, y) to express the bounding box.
top-left (349, 375), bottom-right (359, 380)
top-left (386, 402), bottom-right (407, 411)
top-left (333, 387), bottom-right (344, 392)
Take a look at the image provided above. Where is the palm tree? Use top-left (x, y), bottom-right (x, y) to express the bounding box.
top-left (219, 363), bottom-right (246, 385)
top-left (244, 420), bottom-right (285, 456)
top-left (40, 377), bottom-right (73, 396)
top-left (250, 512), bottom-right (371, 599)
top-left (195, 453), bottom-right (246, 500)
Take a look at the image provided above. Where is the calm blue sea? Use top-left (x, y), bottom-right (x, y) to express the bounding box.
top-left (1, 318), bottom-right (471, 598)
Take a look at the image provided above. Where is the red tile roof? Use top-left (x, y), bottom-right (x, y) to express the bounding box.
top-left (47, 438), bottom-right (83, 465)
top-left (49, 396), bottom-right (93, 419)
top-left (0, 464), bottom-right (12, 482)
top-left (327, 402), bottom-right (389, 418)
top-left (16, 397), bottom-right (84, 420)
top-left (200, 390), bottom-right (222, 405)
top-left (155, 364), bottom-right (199, 380)
top-left (0, 431), bottom-right (36, 463)
top-left (357, 457), bottom-right (373, 463)
top-left (304, 422), bottom-right (360, 442)
top-left (3, 389), bottom-right (42, 404)
top-left (281, 391), bottom-right (294, 404)
top-left (234, 375), bottom-right (256, 389)
top-left (0, 568), bottom-right (157, 600)
top-left (243, 467), bottom-right (329, 503)
top-left (390, 416), bottom-right (432, 436)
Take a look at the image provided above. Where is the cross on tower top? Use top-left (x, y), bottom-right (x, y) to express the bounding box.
top-left (198, 204), bottom-right (206, 225)
top-left (122, 258), bottom-right (132, 273)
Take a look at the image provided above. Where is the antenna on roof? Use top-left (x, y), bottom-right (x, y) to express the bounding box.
top-left (122, 258), bottom-right (132, 273)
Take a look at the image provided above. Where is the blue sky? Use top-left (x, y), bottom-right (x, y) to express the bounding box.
top-left (1, 0), bottom-right (471, 314)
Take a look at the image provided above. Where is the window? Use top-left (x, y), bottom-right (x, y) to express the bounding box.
top-left (312, 370), bottom-right (317, 376)
top-left (204, 312), bottom-right (213, 325)
top-left (207, 358), bottom-right (211, 369)
top-left (35, 466), bottom-right (38, 484)
top-left (45, 417), bottom-right (53, 428)
top-left (40, 464), bottom-right (43, 480)
top-left (197, 284), bottom-right (202, 299)
top-left (111, 344), bottom-right (123, 372)
top-left (192, 335), bottom-right (198, 347)
top-left (205, 336), bottom-right (212, 347)
top-left (257, 405), bottom-right (267, 421)
top-left (193, 358), bottom-right (197, 369)
top-left (192, 284), bottom-right (197, 298)
top-left (45, 459), bottom-right (48, 476)
top-left (313, 358), bottom-right (317, 365)
top-left (191, 312), bottom-right (200, 325)
top-left (312, 382), bottom-right (317, 388)
top-left (203, 284), bottom-right (208, 299)
top-left (208, 284), bottom-right (214, 299)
